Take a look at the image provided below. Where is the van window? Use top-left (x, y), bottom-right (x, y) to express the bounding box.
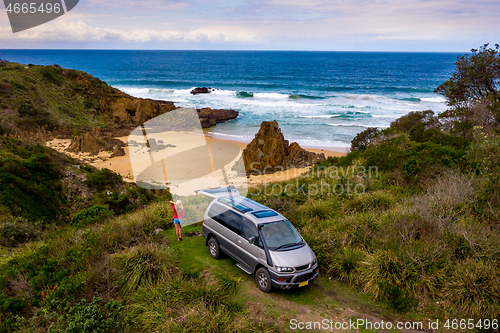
top-left (240, 218), bottom-right (258, 240)
top-left (208, 203), bottom-right (242, 234)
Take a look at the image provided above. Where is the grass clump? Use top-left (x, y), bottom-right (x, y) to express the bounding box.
top-left (112, 243), bottom-right (178, 294)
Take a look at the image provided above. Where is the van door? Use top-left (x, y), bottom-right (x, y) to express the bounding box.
top-left (207, 202), bottom-right (242, 259)
top-left (236, 218), bottom-right (264, 272)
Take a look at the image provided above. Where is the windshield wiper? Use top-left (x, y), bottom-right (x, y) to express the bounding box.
top-left (273, 243), bottom-right (300, 251)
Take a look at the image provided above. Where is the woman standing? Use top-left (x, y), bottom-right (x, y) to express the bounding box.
top-left (170, 200), bottom-right (185, 241)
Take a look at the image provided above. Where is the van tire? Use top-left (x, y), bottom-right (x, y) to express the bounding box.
top-left (255, 267), bottom-right (272, 293)
top-left (208, 237), bottom-right (220, 259)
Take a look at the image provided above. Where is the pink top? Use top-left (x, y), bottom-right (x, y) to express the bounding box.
top-left (171, 202), bottom-right (185, 219)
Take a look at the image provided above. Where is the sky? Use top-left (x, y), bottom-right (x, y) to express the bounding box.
top-left (0, 0), bottom-right (499, 51)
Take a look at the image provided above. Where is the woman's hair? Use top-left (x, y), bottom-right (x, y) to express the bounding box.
top-left (175, 200), bottom-right (184, 212)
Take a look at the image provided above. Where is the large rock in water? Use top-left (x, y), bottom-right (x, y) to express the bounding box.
top-left (198, 108), bottom-right (239, 128)
top-left (190, 87), bottom-right (214, 95)
top-left (237, 120), bottom-right (325, 175)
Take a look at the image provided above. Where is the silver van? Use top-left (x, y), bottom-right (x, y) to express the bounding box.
top-left (198, 187), bottom-right (318, 292)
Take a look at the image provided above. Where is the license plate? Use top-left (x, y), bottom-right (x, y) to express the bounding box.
top-left (298, 281), bottom-right (309, 287)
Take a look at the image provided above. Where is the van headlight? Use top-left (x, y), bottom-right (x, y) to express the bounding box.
top-left (312, 258), bottom-right (317, 266)
top-left (276, 266), bottom-right (294, 273)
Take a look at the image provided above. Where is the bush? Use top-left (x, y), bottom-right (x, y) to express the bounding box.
top-left (377, 280), bottom-right (413, 313)
top-left (0, 218), bottom-right (39, 247)
top-left (39, 66), bottom-right (61, 84)
top-left (390, 110), bottom-right (436, 132)
top-left (49, 297), bottom-right (125, 333)
top-left (0, 82), bottom-right (11, 95)
top-left (85, 169), bottom-right (122, 191)
top-left (351, 127), bottom-right (380, 150)
top-left (71, 205), bottom-right (114, 227)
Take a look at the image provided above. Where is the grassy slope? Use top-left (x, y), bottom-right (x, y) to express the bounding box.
top-left (0, 62), bottom-right (127, 133)
top-left (2, 118), bottom-right (499, 332)
top-left (1, 199), bottom-right (412, 333)
top-left (0, 136), bottom-right (166, 232)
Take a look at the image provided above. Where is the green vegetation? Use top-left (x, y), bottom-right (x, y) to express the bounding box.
top-left (0, 136), bottom-right (166, 228)
top-left (2, 45), bottom-right (500, 331)
top-left (71, 205), bottom-right (114, 227)
top-left (0, 61), bottom-right (123, 133)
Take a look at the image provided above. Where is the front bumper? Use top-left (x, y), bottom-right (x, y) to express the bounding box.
top-left (269, 265), bottom-right (319, 289)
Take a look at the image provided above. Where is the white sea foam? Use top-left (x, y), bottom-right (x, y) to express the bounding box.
top-left (327, 123), bottom-right (390, 129)
top-left (115, 85), bottom-right (447, 146)
top-left (421, 96), bottom-right (447, 103)
top-left (299, 115), bottom-right (341, 119)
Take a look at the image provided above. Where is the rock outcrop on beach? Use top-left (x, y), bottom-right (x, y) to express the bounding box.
top-left (110, 98), bottom-right (176, 127)
top-left (237, 120), bottom-right (325, 175)
top-left (190, 87), bottom-right (215, 95)
top-left (198, 108), bottom-right (239, 128)
top-left (67, 129), bottom-right (126, 157)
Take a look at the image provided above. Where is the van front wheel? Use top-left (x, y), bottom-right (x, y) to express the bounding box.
top-left (255, 267), bottom-right (272, 293)
top-left (208, 237), bottom-right (220, 259)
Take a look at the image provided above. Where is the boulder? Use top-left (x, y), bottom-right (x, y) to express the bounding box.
top-left (236, 120), bottom-right (325, 175)
top-left (190, 87), bottom-right (214, 95)
top-left (197, 108), bottom-right (239, 128)
top-left (110, 98), bottom-right (176, 127)
top-left (67, 129), bottom-right (126, 156)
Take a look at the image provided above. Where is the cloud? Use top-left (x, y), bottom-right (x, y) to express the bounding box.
top-left (0, 20), bottom-right (257, 44)
top-left (87, 0), bottom-right (193, 11)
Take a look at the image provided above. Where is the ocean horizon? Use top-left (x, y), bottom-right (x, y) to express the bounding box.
top-left (0, 50), bottom-right (461, 149)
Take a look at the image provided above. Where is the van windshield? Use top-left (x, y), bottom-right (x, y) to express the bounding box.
top-left (259, 220), bottom-right (302, 250)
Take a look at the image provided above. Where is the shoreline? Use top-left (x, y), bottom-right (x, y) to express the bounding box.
top-left (46, 133), bottom-right (348, 187)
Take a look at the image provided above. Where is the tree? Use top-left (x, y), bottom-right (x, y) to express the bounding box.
top-left (351, 127), bottom-right (380, 150)
top-left (435, 43), bottom-right (500, 107)
top-left (435, 44), bottom-right (500, 136)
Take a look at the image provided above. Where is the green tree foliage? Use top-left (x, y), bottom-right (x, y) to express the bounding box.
top-left (390, 110), bottom-right (436, 132)
top-left (435, 43), bottom-right (500, 134)
top-left (351, 127), bottom-right (380, 150)
top-left (435, 43), bottom-right (500, 106)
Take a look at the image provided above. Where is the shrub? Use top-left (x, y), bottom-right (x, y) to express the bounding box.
top-left (377, 280), bottom-right (413, 313)
top-left (71, 205), bottom-right (114, 227)
top-left (351, 127), bottom-right (380, 150)
top-left (0, 218), bottom-right (39, 247)
top-left (85, 168), bottom-right (122, 191)
top-left (0, 82), bottom-right (11, 95)
top-left (39, 66), bottom-right (61, 84)
top-left (390, 110), bottom-right (436, 132)
top-left (49, 297), bottom-right (125, 333)
top-left (408, 171), bottom-right (476, 230)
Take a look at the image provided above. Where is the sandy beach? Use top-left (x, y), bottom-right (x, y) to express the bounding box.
top-left (46, 133), bottom-right (347, 188)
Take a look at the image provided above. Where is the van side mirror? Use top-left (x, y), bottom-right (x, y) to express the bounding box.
top-left (248, 236), bottom-right (257, 244)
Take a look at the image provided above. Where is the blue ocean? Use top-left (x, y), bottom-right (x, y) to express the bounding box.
top-left (0, 50), bottom-right (461, 149)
